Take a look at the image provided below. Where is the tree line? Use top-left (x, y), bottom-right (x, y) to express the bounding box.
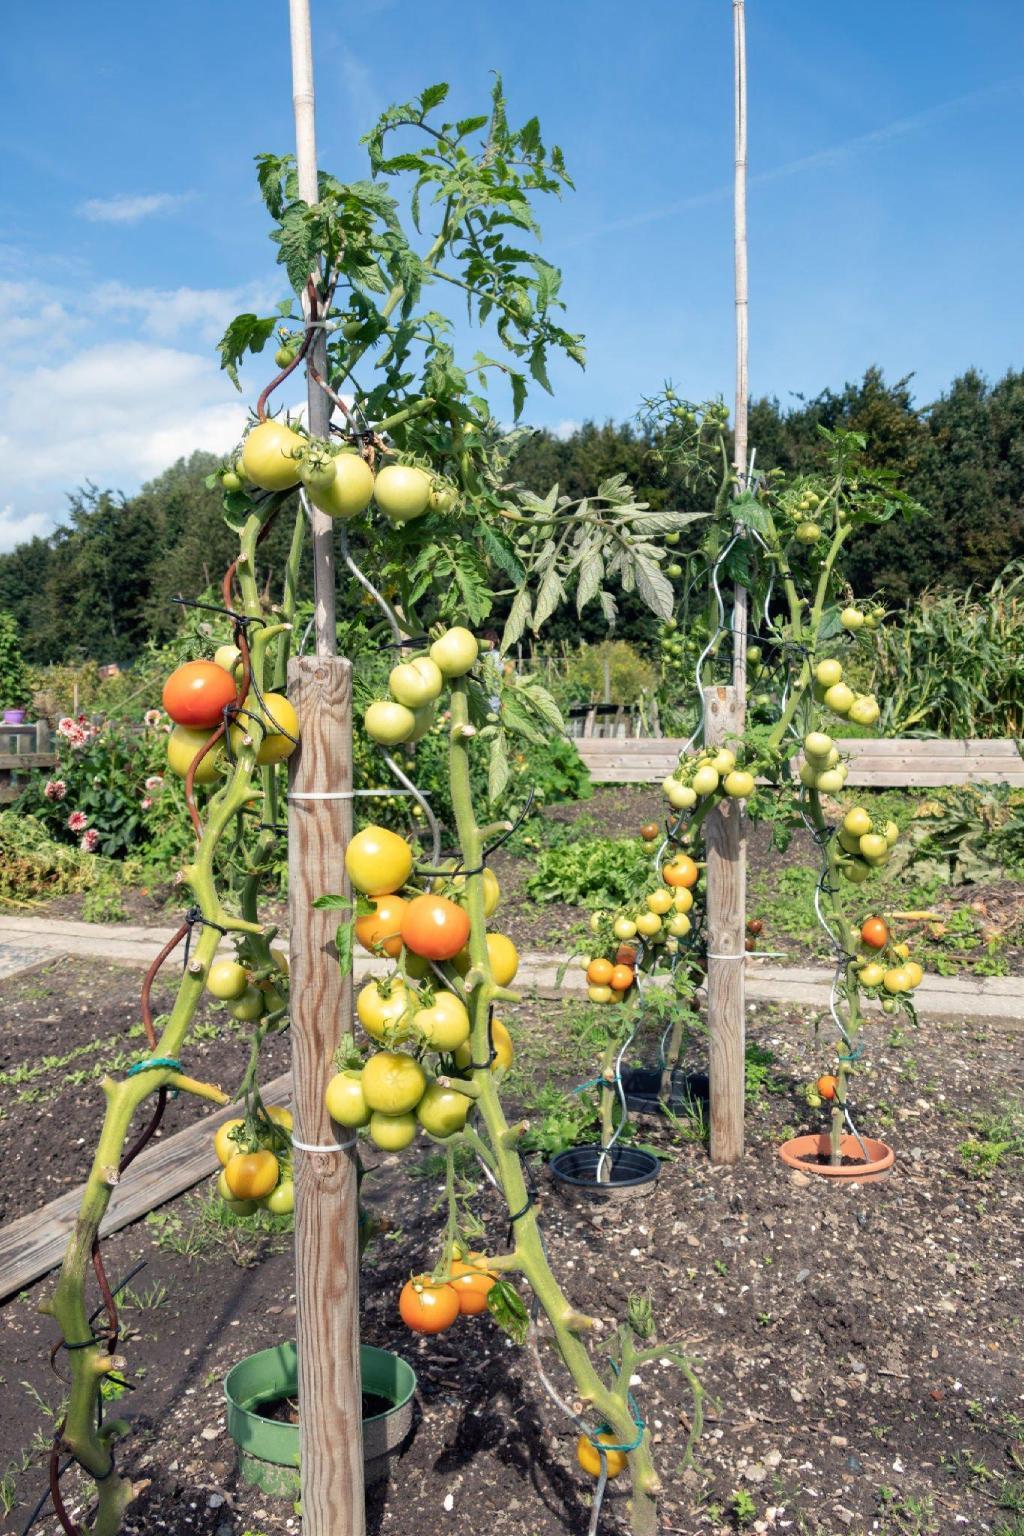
top-left (2, 365), bottom-right (1021, 665)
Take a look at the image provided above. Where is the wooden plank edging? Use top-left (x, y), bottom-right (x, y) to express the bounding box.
top-left (0, 1071), bottom-right (293, 1299)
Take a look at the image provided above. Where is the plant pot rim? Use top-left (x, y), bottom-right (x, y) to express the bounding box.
top-left (779, 1131), bottom-right (894, 1181)
top-left (549, 1143), bottom-right (661, 1195)
top-left (224, 1339), bottom-right (416, 1471)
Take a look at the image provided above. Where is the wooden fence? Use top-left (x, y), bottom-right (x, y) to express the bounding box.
top-left (0, 721), bottom-right (56, 804)
top-left (572, 736), bottom-right (1024, 788)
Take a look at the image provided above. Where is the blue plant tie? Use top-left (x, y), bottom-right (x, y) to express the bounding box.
top-left (125, 1057), bottom-right (183, 1077)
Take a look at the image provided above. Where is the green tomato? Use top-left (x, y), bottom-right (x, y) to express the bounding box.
top-left (824, 682), bottom-right (855, 716)
top-left (429, 626), bottom-right (479, 678)
top-left (309, 453), bottom-right (375, 520)
top-left (374, 464), bottom-right (431, 523)
top-left (840, 607), bottom-right (865, 632)
top-left (368, 1111), bottom-right (418, 1151)
top-left (364, 700), bottom-right (416, 746)
top-left (207, 958), bottom-right (249, 1001)
top-left (814, 658), bottom-right (843, 688)
top-left (665, 531), bottom-right (680, 546)
top-left (428, 480), bottom-right (458, 514)
top-left (795, 522), bottom-right (822, 544)
top-left (389, 656), bottom-right (443, 709)
top-left (723, 769), bottom-right (755, 798)
top-left (263, 1179), bottom-right (295, 1215)
top-left (848, 694), bottom-right (880, 726)
top-left (407, 702), bottom-right (436, 743)
top-left (843, 807), bottom-right (872, 838)
top-left (228, 985), bottom-right (265, 1022)
top-left (221, 471), bottom-right (242, 492)
top-left (692, 765), bottom-right (719, 797)
top-left (666, 562), bottom-right (683, 578)
top-left (416, 1082), bottom-right (471, 1138)
top-left (325, 1069), bottom-right (372, 1128)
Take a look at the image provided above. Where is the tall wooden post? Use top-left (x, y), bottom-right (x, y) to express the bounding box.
top-left (286, 2), bottom-right (365, 1532)
top-left (731, 0), bottom-right (750, 692)
top-left (704, 685), bottom-right (745, 1163)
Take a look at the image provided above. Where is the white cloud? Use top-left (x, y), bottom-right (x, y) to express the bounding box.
top-left (0, 502), bottom-right (53, 555)
top-left (553, 418), bottom-right (582, 440)
top-left (77, 192), bottom-right (192, 224)
top-left (0, 341), bottom-right (248, 537)
top-left (91, 280), bottom-right (277, 344)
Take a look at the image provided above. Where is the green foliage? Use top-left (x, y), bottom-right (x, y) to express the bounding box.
top-left (889, 787), bottom-right (1024, 884)
top-left (0, 813), bottom-right (111, 902)
top-left (0, 610), bottom-right (28, 710)
top-left (535, 639), bottom-right (657, 711)
top-left (518, 1080), bottom-right (599, 1156)
top-left (525, 834), bottom-right (651, 909)
top-left (867, 561), bottom-right (1024, 736)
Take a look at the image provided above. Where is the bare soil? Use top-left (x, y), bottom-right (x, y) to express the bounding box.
top-left (2, 956), bottom-right (1024, 1536)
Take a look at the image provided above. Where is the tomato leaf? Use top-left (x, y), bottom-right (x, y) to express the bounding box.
top-left (486, 1279), bottom-right (529, 1344)
top-left (313, 894), bottom-right (351, 911)
top-left (335, 920), bottom-right (354, 978)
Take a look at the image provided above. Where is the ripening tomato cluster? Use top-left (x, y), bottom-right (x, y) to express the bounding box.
top-left (398, 1253), bottom-right (497, 1334)
top-left (364, 627), bottom-right (479, 748)
top-left (230, 419), bottom-right (458, 527)
top-left (585, 849), bottom-right (702, 1000)
top-left (323, 823), bottom-right (518, 1152)
top-left (204, 949), bottom-right (289, 1025)
top-left (214, 1105), bottom-right (294, 1217)
top-left (834, 804), bottom-right (901, 884)
top-left (662, 745), bottom-right (755, 811)
top-left (811, 656), bottom-right (880, 728)
top-left (160, 654), bottom-right (300, 784)
top-left (855, 914), bottom-right (924, 1000)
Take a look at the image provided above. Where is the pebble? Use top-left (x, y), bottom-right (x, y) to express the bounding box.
top-left (443, 1493), bottom-right (454, 1512)
top-left (790, 1171), bottom-right (811, 1187)
top-left (796, 1267), bottom-right (811, 1283)
top-left (200, 1425), bottom-right (220, 1441)
top-left (207, 1494), bottom-right (224, 1510)
top-left (829, 1435), bottom-right (848, 1448)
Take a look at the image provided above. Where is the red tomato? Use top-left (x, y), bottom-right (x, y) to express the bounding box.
top-left (399, 1276), bottom-right (460, 1334)
top-left (860, 917), bottom-right (889, 950)
top-left (162, 661), bottom-right (237, 728)
top-left (400, 894), bottom-right (470, 961)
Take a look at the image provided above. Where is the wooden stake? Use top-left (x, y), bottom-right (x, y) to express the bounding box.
top-left (704, 685), bottom-right (745, 1164)
top-left (731, 0), bottom-right (749, 698)
top-left (287, 3), bottom-right (364, 1531)
top-left (288, 657), bottom-right (364, 1536)
top-left (289, 0), bottom-right (337, 657)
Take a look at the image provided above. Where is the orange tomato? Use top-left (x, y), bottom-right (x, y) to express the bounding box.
top-left (860, 916), bottom-right (889, 950)
top-left (224, 1149), bottom-right (280, 1200)
top-left (609, 963), bottom-right (634, 992)
top-left (400, 893), bottom-right (471, 961)
top-left (449, 1253), bottom-right (497, 1315)
top-left (399, 1276), bottom-right (460, 1334)
top-left (355, 894), bottom-right (408, 959)
top-left (816, 1074), bottom-right (838, 1101)
top-left (587, 957), bottom-right (614, 986)
top-left (663, 854), bottom-right (699, 889)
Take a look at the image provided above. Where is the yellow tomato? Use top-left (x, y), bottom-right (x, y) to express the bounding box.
top-left (356, 978), bottom-right (412, 1041)
top-left (646, 888), bottom-right (674, 916)
top-left (413, 991), bottom-right (471, 1051)
top-left (453, 1018), bottom-right (512, 1074)
top-left (635, 912), bottom-right (662, 937)
top-left (241, 419), bottom-right (304, 492)
top-left (167, 724), bottom-right (222, 784)
top-left (673, 888), bottom-right (694, 913)
top-left (345, 825), bottom-right (414, 897)
top-left (214, 1118), bottom-right (244, 1166)
top-left (486, 933), bottom-right (519, 986)
top-left (576, 1432), bottom-right (628, 1479)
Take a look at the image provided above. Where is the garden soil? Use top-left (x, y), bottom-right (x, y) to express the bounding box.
top-left (2, 958), bottom-right (1023, 1536)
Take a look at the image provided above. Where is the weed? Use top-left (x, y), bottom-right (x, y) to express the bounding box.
top-left (145, 1188), bottom-right (292, 1264)
top-left (958, 1101), bottom-right (1024, 1178)
top-left (729, 1488), bottom-right (757, 1527)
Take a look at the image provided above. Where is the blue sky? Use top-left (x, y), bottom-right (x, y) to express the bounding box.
top-left (1, 0), bottom-right (1022, 551)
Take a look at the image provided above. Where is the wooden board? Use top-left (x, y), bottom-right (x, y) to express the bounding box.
top-left (574, 736), bottom-right (1024, 787)
top-left (0, 1071), bottom-right (293, 1300)
top-left (703, 687), bottom-right (745, 1165)
top-left (0, 752), bottom-right (58, 770)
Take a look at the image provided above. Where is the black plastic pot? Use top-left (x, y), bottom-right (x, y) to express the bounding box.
top-left (621, 1066), bottom-right (709, 1117)
top-left (549, 1144), bottom-right (660, 1201)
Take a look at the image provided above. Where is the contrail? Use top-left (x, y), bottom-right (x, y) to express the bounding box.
top-left (565, 74), bottom-right (1024, 246)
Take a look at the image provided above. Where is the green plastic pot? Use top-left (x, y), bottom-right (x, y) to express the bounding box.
top-left (224, 1341), bottom-right (416, 1496)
